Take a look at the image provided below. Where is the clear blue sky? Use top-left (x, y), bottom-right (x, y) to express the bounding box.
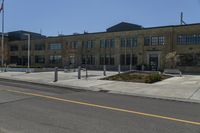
top-left (4, 0), bottom-right (200, 36)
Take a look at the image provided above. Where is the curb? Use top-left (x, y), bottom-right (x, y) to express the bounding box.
top-left (108, 90), bottom-right (200, 104)
top-left (0, 77), bottom-right (101, 92)
top-left (0, 77), bottom-right (199, 104)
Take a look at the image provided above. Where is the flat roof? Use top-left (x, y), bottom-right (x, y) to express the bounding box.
top-left (47, 23), bottom-right (200, 39)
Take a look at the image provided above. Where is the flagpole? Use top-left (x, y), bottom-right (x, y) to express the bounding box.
top-left (1, 0), bottom-right (4, 69)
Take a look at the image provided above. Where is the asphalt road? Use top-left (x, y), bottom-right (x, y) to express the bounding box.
top-left (0, 80), bottom-right (199, 133)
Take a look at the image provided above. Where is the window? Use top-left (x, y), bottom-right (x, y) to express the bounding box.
top-left (35, 55), bottom-right (45, 64)
top-left (132, 38), bottom-right (137, 47)
top-left (22, 44), bottom-right (28, 51)
top-left (100, 39), bottom-right (115, 48)
top-left (88, 40), bottom-right (94, 48)
top-left (151, 36), bottom-right (159, 45)
top-left (126, 39), bottom-right (132, 48)
top-left (100, 40), bottom-right (105, 48)
top-left (105, 40), bottom-right (110, 48)
top-left (144, 37), bottom-right (150, 46)
top-left (110, 39), bottom-right (115, 48)
top-left (100, 55), bottom-right (104, 65)
top-left (145, 36), bottom-right (165, 46)
top-left (10, 56), bottom-right (18, 64)
top-left (70, 41), bottom-right (79, 49)
top-left (69, 55), bottom-right (75, 65)
top-left (49, 55), bottom-right (62, 64)
top-left (99, 55), bottom-right (114, 65)
top-left (178, 54), bottom-right (200, 66)
top-left (83, 55), bottom-right (95, 65)
top-left (121, 38), bottom-right (137, 48)
top-left (120, 54), bottom-right (137, 65)
top-left (105, 55), bottom-right (109, 65)
top-left (10, 45), bottom-right (18, 51)
top-left (83, 40), bottom-right (95, 49)
top-left (81, 55), bottom-right (86, 64)
top-left (110, 55), bottom-right (115, 65)
top-left (35, 44), bottom-right (45, 50)
top-left (49, 43), bottom-right (62, 50)
top-left (177, 34), bottom-right (200, 45)
top-left (120, 54), bottom-right (125, 65)
top-left (158, 36), bottom-right (165, 45)
top-left (121, 38), bottom-right (126, 47)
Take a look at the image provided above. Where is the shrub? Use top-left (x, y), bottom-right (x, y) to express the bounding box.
top-left (145, 73), bottom-right (162, 83)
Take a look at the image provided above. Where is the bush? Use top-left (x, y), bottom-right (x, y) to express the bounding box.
top-left (145, 73), bottom-right (162, 83)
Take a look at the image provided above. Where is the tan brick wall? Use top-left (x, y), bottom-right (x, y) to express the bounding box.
top-left (3, 24), bottom-right (200, 72)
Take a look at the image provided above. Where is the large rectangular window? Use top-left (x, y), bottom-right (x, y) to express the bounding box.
top-left (49, 55), bottom-right (62, 64)
top-left (110, 55), bottom-right (115, 65)
top-left (120, 54), bottom-right (137, 65)
top-left (144, 37), bottom-right (150, 46)
top-left (121, 38), bottom-right (137, 48)
top-left (70, 41), bottom-right (79, 49)
top-left (100, 40), bottom-right (105, 48)
top-left (49, 43), bottom-right (62, 50)
top-left (178, 54), bottom-right (200, 66)
top-left (100, 39), bottom-right (115, 48)
top-left (82, 40), bottom-right (95, 49)
top-left (151, 36), bottom-right (159, 45)
top-left (82, 55), bottom-right (95, 65)
top-left (35, 44), bottom-right (45, 51)
top-left (100, 55), bottom-right (104, 65)
top-left (158, 36), bottom-right (165, 45)
top-left (177, 34), bottom-right (200, 45)
top-left (81, 55), bottom-right (86, 65)
top-left (35, 55), bottom-right (45, 64)
top-left (144, 36), bottom-right (165, 46)
top-left (10, 56), bottom-right (18, 64)
top-left (121, 38), bottom-right (126, 48)
top-left (110, 39), bottom-right (115, 48)
top-left (99, 55), bottom-right (114, 65)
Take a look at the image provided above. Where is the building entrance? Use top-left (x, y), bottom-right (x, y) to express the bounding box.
top-left (149, 54), bottom-right (159, 71)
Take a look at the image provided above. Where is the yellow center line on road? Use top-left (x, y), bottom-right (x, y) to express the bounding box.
top-left (3, 89), bottom-right (200, 126)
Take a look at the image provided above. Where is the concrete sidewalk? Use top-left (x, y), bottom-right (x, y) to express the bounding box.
top-left (0, 71), bottom-right (199, 103)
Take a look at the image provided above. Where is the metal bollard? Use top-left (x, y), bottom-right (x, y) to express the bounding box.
top-left (86, 68), bottom-right (88, 79)
top-left (118, 65), bottom-right (121, 74)
top-left (54, 67), bottom-right (58, 82)
top-left (78, 66), bottom-right (81, 79)
top-left (142, 65), bottom-right (144, 71)
top-left (103, 65), bottom-right (106, 76)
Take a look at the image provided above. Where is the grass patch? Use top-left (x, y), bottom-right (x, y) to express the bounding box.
top-left (102, 71), bottom-right (171, 84)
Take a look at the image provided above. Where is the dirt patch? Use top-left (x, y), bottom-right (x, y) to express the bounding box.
top-left (102, 71), bottom-right (172, 83)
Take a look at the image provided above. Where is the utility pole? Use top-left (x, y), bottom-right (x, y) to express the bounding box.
top-left (1, 0), bottom-right (4, 70)
top-left (24, 33), bottom-right (31, 73)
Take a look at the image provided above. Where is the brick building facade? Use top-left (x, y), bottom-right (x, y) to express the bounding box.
top-left (2, 22), bottom-right (200, 72)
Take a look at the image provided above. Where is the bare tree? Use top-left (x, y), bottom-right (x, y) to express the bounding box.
top-left (165, 51), bottom-right (180, 69)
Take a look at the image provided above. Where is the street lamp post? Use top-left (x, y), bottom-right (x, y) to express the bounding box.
top-left (24, 33), bottom-right (30, 73)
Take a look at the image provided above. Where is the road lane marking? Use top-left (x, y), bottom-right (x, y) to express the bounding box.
top-left (3, 89), bottom-right (200, 126)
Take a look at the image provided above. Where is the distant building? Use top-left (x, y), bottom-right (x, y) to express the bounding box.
top-left (1, 22), bottom-right (200, 73)
top-left (106, 22), bottom-right (142, 32)
top-left (7, 30), bottom-right (46, 41)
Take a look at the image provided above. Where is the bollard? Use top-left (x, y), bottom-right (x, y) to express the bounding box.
top-left (85, 68), bottom-right (88, 79)
top-left (118, 65), bottom-right (121, 74)
top-left (78, 66), bottom-right (81, 79)
top-left (54, 67), bottom-right (58, 82)
top-left (130, 64), bottom-right (132, 71)
top-left (142, 65), bottom-right (144, 71)
top-left (103, 65), bottom-right (106, 76)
